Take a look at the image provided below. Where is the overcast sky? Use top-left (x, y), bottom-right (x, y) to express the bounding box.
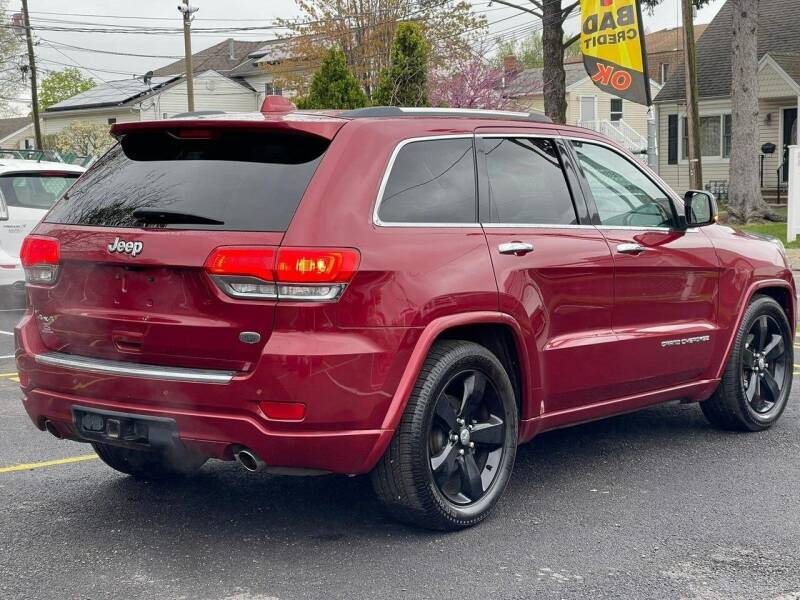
top-left (4, 0), bottom-right (726, 114)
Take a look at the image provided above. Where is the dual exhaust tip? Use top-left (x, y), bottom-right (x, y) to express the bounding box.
top-left (233, 447), bottom-right (266, 473)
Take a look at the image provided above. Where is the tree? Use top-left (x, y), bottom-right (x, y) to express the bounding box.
top-left (294, 47), bottom-right (368, 109)
top-left (495, 31), bottom-right (580, 71)
top-left (429, 49), bottom-right (510, 109)
top-left (274, 1), bottom-right (485, 100)
top-left (0, 1), bottom-right (23, 115)
top-left (48, 121), bottom-right (114, 157)
top-left (727, 0), bottom-right (773, 222)
top-left (39, 68), bottom-right (94, 112)
top-left (490, 0), bottom-right (708, 124)
top-left (374, 22), bottom-right (429, 106)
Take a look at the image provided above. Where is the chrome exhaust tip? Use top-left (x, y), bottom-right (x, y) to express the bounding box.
top-left (234, 448), bottom-right (266, 473)
top-left (44, 420), bottom-right (62, 439)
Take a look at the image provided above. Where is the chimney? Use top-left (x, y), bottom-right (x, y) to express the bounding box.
top-left (228, 39), bottom-right (235, 61)
top-left (503, 55), bottom-right (520, 76)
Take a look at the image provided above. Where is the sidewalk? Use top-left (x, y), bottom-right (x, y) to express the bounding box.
top-left (787, 249), bottom-right (800, 272)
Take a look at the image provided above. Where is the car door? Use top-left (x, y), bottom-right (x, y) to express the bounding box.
top-left (567, 137), bottom-right (720, 397)
top-left (476, 130), bottom-right (618, 414)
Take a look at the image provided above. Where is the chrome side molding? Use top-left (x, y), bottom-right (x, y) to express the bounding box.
top-left (35, 352), bottom-right (236, 384)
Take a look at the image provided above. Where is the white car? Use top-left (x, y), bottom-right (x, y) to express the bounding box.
top-left (0, 160), bottom-right (85, 303)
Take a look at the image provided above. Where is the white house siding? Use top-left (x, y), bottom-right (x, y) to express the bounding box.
top-left (42, 109), bottom-right (138, 136)
top-left (567, 77), bottom-right (661, 140)
top-left (656, 98), bottom-right (733, 193)
top-left (0, 124), bottom-right (34, 149)
top-left (141, 71), bottom-right (257, 119)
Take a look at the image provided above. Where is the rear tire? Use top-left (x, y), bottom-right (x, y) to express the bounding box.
top-left (701, 295), bottom-right (793, 431)
top-left (372, 340), bottom-right (518, 531)
top-left (92, 443), bottom-right (207, 480)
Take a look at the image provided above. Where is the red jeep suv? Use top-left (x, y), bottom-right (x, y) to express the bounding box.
top-left (14, 103), bottom-right (795, 530)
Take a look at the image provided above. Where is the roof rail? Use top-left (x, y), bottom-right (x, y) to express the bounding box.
top-left (338, 106), bottom-right (552, 123)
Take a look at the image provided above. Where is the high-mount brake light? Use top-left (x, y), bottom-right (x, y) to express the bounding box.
top-left (20, 235), bottom-right (60, 285)
top-left (204, 246), bottom-right (359, 302)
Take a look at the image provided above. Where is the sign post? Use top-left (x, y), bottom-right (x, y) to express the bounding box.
top-left (787, 145), bottom-right (800, 242)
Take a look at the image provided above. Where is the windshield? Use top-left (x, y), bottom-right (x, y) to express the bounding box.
top-left (0, 172), bottom-right (80, 210)
top-left (44, 129), bottom-right (330, 232)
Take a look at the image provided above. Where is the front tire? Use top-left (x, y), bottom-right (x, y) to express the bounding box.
top-left (701, 295), bottom-right (793, 431)
top-left (372, 340), bottom-right (518, 530)
top-left (93, 443), bottom-right (207, 480)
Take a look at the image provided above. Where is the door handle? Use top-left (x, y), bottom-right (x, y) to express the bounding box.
top-left (616, 243), bottom-right (647, 255)
top-left (498, 242), bottom-right (534, 255)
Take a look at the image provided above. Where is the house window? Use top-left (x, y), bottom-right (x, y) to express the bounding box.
top-left (107, 118), bottom-right (116, 125)
top-left (264, 83), bottom-right (282, 96)
top-left (660, 63), bottom-right (669, 84)
top-left (681, 114), bottom-right (732, 160)
top-left (610, 98), bottom-right (623, 122)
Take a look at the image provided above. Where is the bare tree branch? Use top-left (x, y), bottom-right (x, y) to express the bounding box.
top-left (488, 0), bottom-right (543, 19)
top-left (563, 32), bottom-right (580, 49)
top-left (562, 0), bottom-right (580, 19)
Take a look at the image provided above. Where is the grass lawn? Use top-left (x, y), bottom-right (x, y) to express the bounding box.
top-left (728, 207), bottom-right (800, 248)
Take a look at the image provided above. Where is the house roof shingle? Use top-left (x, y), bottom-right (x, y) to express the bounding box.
top-left (655, 0), bottom-right (800, 103)
top-left (153, 38), bottom-right (270, 77)
top-left (0, 116), bottom-right (31, 140)
top-left (228, 39), bottom-right (293, 77)
top-left (564, 25), bottom-right (709, 64)
top-left (504, 62), bottom-right (589, 98)
top-left (769, 51), bottom-right (800, 87)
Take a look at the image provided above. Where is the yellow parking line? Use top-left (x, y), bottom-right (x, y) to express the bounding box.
top-left (0, 372), bottom-right (17, 377)
top-left (0, 454), bottom-right (98, 474)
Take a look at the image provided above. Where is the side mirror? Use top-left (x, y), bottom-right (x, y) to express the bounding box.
top-left (0, 193), bottom-right (7, 221)
top-left (683, 190), bottom-right (717, 227)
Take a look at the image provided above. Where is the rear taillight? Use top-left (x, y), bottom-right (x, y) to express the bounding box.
top-left (204, 246), bottom-right (359, 302)
top-left (20, 235), bottom-right (60, 285)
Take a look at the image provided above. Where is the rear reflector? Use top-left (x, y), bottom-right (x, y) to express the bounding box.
top-left (260, 401), bottom-right (306, 421)
top-left (20, 235), bottom-right (60, 284)
top-left (204, 246), bottom-right (359, 302)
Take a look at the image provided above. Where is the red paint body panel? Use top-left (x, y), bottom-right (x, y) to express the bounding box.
top-left (16, 114), bottom-right (796, 475)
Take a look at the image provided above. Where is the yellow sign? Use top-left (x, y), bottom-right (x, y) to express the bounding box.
top-left (580, 0), bottom-right (651, 106)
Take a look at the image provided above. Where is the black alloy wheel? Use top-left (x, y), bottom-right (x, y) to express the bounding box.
top-left (428, 370), bottom-right (506, 505)
top-left (741, 314), bottom-right (789, 415)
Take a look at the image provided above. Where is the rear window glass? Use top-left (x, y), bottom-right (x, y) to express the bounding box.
top-left (45, 130), bottom-right (329, 231)
top-left (378, 137), bottom-right (476, 224)
top-left (1, 173), bottom-right (79, 210)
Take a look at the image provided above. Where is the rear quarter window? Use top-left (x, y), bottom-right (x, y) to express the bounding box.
top-left (45, 130), bottom-right (329, 231)
top-left (1, 173), bottom-right (79, 210)
top-left (377, 137), bottom-right (476, 224)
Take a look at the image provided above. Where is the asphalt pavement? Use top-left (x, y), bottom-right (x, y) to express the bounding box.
top-left (1, 306), bottom-right (800, 599)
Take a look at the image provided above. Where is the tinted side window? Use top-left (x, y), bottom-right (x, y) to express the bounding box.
top-left (483, 137), bottom-right (577, 225)
top-left (378, 138), bottom-right (476, 223)
top-left (571, 141), bottom-right (674, 228)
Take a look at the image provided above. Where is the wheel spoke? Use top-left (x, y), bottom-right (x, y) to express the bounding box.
top-left (470, 415), bottom-right (505, 447)
top-left (742, 348), bottom-right (755, 369)
top-left (430, 443), bottom-right (458, 487)
top-left (458, 454), bottom-right (484, 501)
top-left (753, 316), bottom-right (769, 351)
top-left (433, 394), bottom-right (458, 431)
top-left (459, 372), bottom-right (487, 420)
top-left (745, 371), bottom-right (759, 403)
top-left (764, 335), bottom-right (785, 362)
top-left (761, 371), bottom-right (781, 405)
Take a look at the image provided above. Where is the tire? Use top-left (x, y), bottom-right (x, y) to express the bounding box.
top-left (92, 443), bottom-right (207, 480)
top-left (701, 294), bottom-right (793, 431)
top-left (372, 340), bottom-right (518, 531)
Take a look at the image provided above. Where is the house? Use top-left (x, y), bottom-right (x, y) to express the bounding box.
top-left (42, 70), bottom-right (257, 135)
top-left (153, 38), bottom-right (300, 104)
top-left (0, 117), bottom-right (34, 150)
top-left (654, 0), bottom-right (800, 200)
top-left (503, 61), bottom-right (662, 157)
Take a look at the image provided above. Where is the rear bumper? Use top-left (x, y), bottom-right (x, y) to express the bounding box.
top-left (21, 387), bottom-right (392, 474)
top-left (15, 312), bottom-right (418, 474)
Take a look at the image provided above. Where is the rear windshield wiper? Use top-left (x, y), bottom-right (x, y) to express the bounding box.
top-left (132, 208), bottom-right (224, 225)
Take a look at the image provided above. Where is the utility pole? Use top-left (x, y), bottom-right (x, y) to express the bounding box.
top-left (20, 0), bottom-right (42, 149)
top-left (178, 3), bottom-right (198, 112)
top-left (682, 0), bottom-right (703, 190)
